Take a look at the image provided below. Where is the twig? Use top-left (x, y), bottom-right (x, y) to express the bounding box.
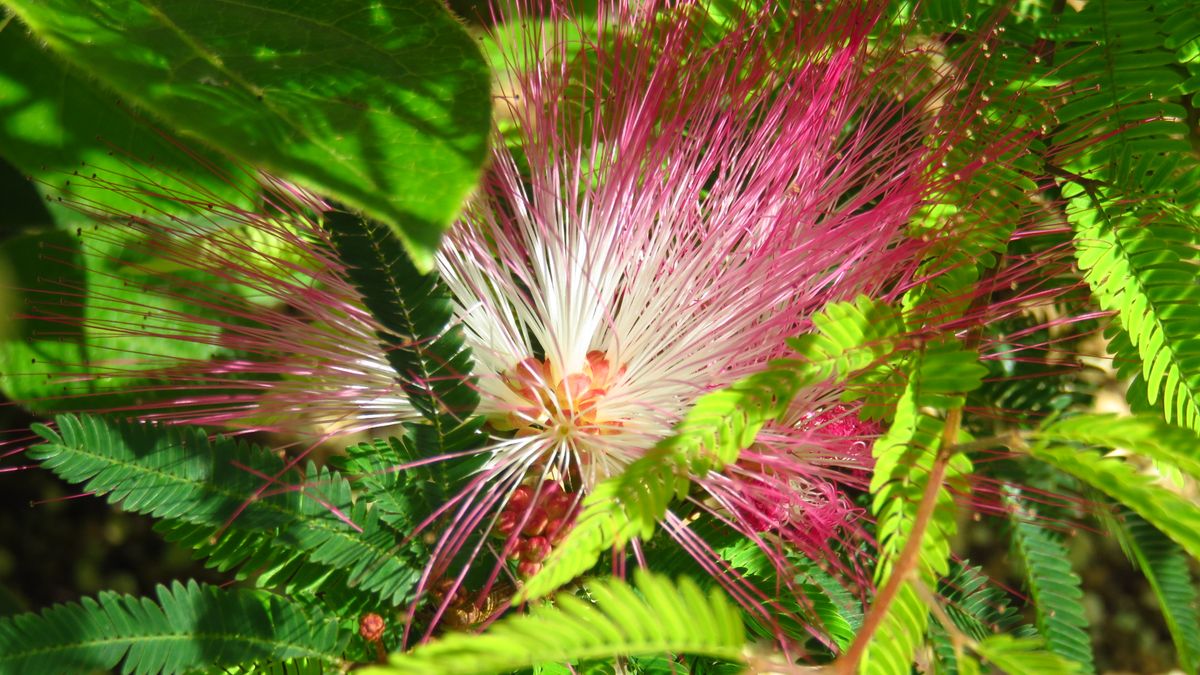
top-left (834, 407), bottom-right (963, 674)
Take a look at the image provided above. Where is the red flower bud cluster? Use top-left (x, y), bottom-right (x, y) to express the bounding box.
top-left (494, 481), bottom-right (580, 578)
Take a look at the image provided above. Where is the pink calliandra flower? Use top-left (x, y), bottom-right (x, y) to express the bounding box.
top-left (8, 0), bottom-right (1049, 650)
top-left (425, 0), bottom-right (1018, 593)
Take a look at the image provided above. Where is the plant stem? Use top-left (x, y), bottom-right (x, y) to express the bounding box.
top-left (834, 407), bottom-right (962, 674)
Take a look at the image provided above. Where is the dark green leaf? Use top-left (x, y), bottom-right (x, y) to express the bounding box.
top-left (5, 0), bottom-right (493, 269)
top-left (0, 22), bottom-right (255, 223)
top-left (0, 581), bottom-right (349, 674)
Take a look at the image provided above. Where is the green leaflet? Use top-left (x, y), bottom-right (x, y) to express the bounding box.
top-left (930, 562), bottom-right (1035, 675)
top-left (30, 414), bottom-right (424, 607)
top-left (1053, 0), bottom-right (1198, 202)
top-left (1007, 502), bottom-right (1095, 672)
top-left (331, 432), bottom-right (478, 532)
top-left (1017, 414), bottom-right (1200, 670)
top-left (862, 585), bottom-right (927, 675)
top-left (1163, 0), bottom-right (1200, 107)
top-left (323, 211), bottom-right (480, 448)
top-left (715, 537), bottom-right (861, 651)
top-left (1112, 509), bottom-right (1200, 674)
top-left (519, 296), bottom-right (904, 601)
top-left (1052, 0), bottom-right (1200, 432)
top-left (972, 635), bottom-right (1085, 675)
top-left (1070, 196), bottom-right (1200, 432)
top-left (5, 0), bottom-right (492, 269)
top-left (361, 573), bottom-right (744, 675)
top-left (0, 581), bottom-right (348, 674)
top-left (1035, 413), bottom-right (1200, 479)
top-left (223, 659), bottom-right (328, 675)
top-left (1027, 436), bottom-right (1200, 561)
top-left (861, 340), bottom-right (983, 674)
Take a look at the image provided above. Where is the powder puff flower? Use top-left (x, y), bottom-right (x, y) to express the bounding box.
top-left (12, 0), bottom-right (1034, 647)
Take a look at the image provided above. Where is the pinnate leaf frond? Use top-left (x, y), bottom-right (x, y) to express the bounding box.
top-left (1006, 500), bottom-right (1095, 672)
top-left (973, 635), bottom-right (1086, 675)
top-left (1071, 198), bottom-right (1200, 432)
top-left (1112, 509), bottom-right (1200, 674)
top-left (30, 414), bottom-right (424, 607)
top-left (0, 581), bottom-right (347, 675)
top-left (363, 573), bottom-right (744, 675)
top-left (324, 211), bottom-right (480, 451)
top-left (1027, 421), bottom-right (1200, 561)
top-left (862, 340), bottom-right (983, 674)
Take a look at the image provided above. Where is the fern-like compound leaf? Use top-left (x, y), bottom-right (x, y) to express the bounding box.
top-left (331, 427), bottom-right (485, 533)
top-left (1050, 0), bottom-right (1200, 431)
top-left (1035, 413), bottom-right (1200, 479)
top-left (1053, 0), bottom-right (1199, 201)
top-left (1007, 505), bottom-right (1095, 673)
top-left (861, 339), bottom-right (982, 674)
top-left (324, 210), bottom-right (480, 451)
top-left (1070, 197), bottom-right (1200, 432)
top-left (862, 584), bottom-right (927, 675)
top-left (715, 537), bottom-right (861, 651)
top-left (1114, 510), bottom-right (1200, 673)
top-left (931, 562), bottom-right (1035, 675)
top-left (973, 635), bottom-right (1085, 675)
top-left (361, 573), bottom-right (744, 675)
top-left (29, 414), bottom-right (424, 607)
top-left (1027, 440), bottom-right (1200, 561)
top-left (0, 581), bottom-right (348, 674)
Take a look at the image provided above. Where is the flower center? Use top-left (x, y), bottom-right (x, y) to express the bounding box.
top-left (492, 350), bottom-right (625, 441)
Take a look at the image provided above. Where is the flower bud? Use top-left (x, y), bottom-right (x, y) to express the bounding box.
top-left (521, 507), bottom-right (548, 536)
top-left (544, 492), bottom-right (574, 518)
top-left (521, 535), bottom-right (551, 563)
top-left (508, 485), bottom-right (534, 512)
top-left (359, 613), bottom-right (385, 643)
top-left (494, 509), bottom-right (520, 537)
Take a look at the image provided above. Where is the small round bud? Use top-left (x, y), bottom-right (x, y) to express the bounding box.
top-left (521, 507), bottom-right (549, 536)
top-left (544, 492), bottom-right (573, 518)
top-left (521, 535), bottom-right (551, 563)
top-left (517, 561), bottom-right (542, 577)
top-left (508, 485), bottom-right (534, 512)
top-left (359, 613), bottom-right (385, 643)
top-left (547, 518), bottom-right (572, 544)
top-left (494, 509), bottom-right (520, 537)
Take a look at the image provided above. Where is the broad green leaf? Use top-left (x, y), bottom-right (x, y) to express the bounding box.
top-left (4, 0), bottom-right (493, 269)
top-left (0, 22), bottom-right (255, 222)
top-left (0, 228), bottom-right (227, 411)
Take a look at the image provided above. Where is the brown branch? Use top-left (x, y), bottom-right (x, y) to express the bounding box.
top-left (834, 407), bottom-right (962, 674)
